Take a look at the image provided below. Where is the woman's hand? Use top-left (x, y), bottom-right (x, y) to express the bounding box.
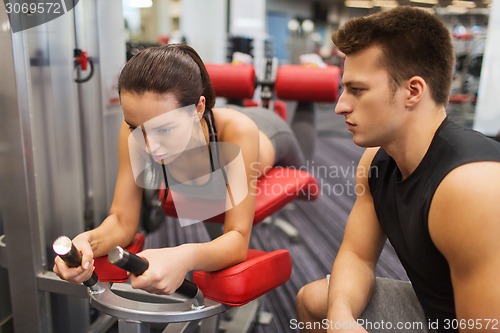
top-left (53, 233), bottom-right (95, 284)
top-left (130, 246), bottom-right (191, 295)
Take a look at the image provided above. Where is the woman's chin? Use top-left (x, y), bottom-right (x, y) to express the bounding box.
top-left (153, 153), bottom-right (172, 163)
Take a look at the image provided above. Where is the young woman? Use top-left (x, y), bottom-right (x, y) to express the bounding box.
top-left (53, 44), bottom-right (304, 295)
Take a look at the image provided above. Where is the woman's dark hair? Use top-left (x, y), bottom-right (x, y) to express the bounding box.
top-left (118, 43), bottom-right (216, 110)
top-left (332, 7), bottom-right (455, 106)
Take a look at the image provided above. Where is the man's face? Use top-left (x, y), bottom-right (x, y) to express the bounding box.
top-left (335, 45), bottom-right (406, 148)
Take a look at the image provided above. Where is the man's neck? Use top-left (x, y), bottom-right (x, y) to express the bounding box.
top-left (384, 108), bottom-right (447, 180)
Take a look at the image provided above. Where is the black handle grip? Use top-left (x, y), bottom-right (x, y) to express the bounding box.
top-left (108, 246), bottom-right (200, 299)
top-left (176, 279), bottom-right (199, 299)
top-left (108, 246), bottom-right (149, 275)
top-left (53, 236), bottom-right (98, 288)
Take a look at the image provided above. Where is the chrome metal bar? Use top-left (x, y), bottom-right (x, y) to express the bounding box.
top-left (89, 282), bottom-right (228, 324)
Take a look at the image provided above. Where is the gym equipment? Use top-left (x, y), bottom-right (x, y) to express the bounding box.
top-left (53, 236), bottom-right (99, 289)
top-left (206, 61), bottom-right (342, 161)
top-left (53, 234), bottom-right (293, 333)
top-left (275, 64), bottom-right (341, 103)
top-left (275, 64), bottom-right (342, 162)
top-left (205, 63), bottom-right (256, 102)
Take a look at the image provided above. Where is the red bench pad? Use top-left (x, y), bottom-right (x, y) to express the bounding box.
top-left (193, 249), bottom-right (292, 306)
top-left (205, 63), bottom-right (256, 100)
top-left (163, 167), bottom-right (319, 225)
top-left (276, 65), bottom-right (341, 102)
top-left (93, 233), bottom-right (145, 282)
top-left (252, 168), bottom-right (319, 223)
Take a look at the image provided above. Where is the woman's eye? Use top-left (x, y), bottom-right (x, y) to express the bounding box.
top-left (156, 127), bottom-right (173, 134)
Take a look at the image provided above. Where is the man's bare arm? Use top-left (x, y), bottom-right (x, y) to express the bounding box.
top-left (429, 162), bottom-right (500, 332)
top-left (327, 148), bottom-right (387, 330)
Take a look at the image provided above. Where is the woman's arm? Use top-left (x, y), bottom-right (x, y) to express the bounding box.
top-left (130, 109), bottom-right (259, 294)
top-left (85, 121), bottom-right (143, 256)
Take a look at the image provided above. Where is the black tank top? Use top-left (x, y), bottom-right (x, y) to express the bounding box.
top-left (368, 118), bottom-right (500, 332)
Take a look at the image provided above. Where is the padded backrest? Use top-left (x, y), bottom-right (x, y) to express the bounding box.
top-left (275, 65), bottom-right (342, 102)
top-left (205, 63), bottom-right (256, 100)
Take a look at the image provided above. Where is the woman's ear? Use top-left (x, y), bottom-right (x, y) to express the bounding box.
top-left (196, 96), bottom-right (206, 119)
top-left (405, 76), bottom-right (426, 108)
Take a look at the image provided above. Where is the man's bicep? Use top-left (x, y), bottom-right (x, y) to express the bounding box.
top-left (451, 261), bottom-right (500, 331)
top-left (429, 162), bottom-right (500, 326)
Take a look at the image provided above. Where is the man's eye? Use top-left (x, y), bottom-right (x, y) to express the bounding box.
top-left (349, 87), bottom-right (363, 94)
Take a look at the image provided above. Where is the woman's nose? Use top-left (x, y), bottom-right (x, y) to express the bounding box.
top-left (145, 135), bottom-right (162, 153)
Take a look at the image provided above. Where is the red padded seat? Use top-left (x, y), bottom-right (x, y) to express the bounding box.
top-left (193, 249), bottom-right (291, 306)
top-left (162, 167), bottom-right (319, 225)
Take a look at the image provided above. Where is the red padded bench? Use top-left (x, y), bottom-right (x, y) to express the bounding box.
top-left (93, 234), bottom-right (292, 307)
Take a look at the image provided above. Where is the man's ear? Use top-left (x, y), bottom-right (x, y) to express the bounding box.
top-left (196, 96), bottom-right (206, 119)
top-left (405, 76), bottom-right (426, 108)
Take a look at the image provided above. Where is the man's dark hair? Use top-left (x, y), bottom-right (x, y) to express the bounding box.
top-left (332, 7), bottom-right (455, 105)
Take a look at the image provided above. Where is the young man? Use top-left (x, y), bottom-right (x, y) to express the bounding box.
top-left (296, 6), bottom-right (500, 333)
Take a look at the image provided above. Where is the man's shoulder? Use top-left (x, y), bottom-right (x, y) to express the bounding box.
top-left (438, 120), bottom-right (500, 154)
top-left (425, 121), bottom-right (500, 186)
top-left (436, 161), bottom-right (500, 193)
top-left (431, 162), bottom-right (500, 227)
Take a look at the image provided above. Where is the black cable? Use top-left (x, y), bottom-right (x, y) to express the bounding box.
top-left (206, 109), bottom-right (235, 207)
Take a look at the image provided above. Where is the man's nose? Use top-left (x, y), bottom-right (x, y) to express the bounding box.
top-left (334, 92), bottom-right (351, 115)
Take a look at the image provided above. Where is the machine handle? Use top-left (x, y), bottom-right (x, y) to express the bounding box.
top-left (53, 236), bottom-right (99, 288)
top-left (108, 246), bottom-right (200, 299)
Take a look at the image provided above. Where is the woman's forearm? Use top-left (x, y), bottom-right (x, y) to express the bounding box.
top-left (182, 229), bottom-right (249, 273)
top-left (83, 213), bottom-right (139, 258)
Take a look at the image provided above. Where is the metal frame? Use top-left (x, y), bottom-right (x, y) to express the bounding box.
top-left (0, 6), bottom-right (53, 332)
top-left (0, 0), bottom-right (127, 331)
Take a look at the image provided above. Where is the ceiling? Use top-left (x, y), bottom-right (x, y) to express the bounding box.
top-left (332, 0), bottom-right (492, 15)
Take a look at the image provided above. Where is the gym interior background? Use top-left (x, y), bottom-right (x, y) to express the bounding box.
top-left (1, 0), bottom-right (499, 332)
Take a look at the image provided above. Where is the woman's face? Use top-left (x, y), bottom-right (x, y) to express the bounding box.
top-left (122, 92), bottom-right (204, 163)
